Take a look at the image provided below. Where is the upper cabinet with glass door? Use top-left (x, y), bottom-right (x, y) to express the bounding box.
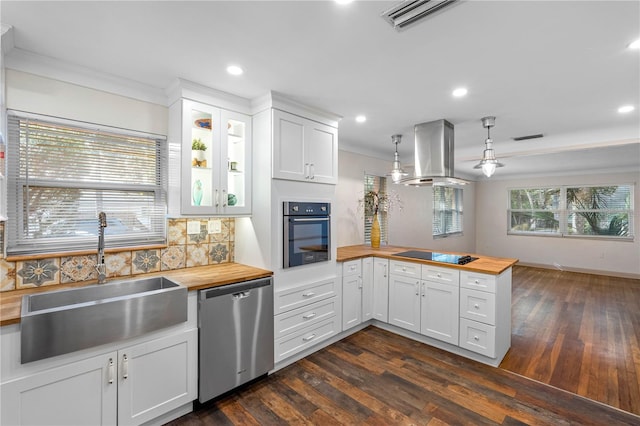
top-left (180, 99), bottom-right (251, 215)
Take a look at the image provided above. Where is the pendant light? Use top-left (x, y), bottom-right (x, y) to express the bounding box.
top-left (387, 134), bottom-right (408, 183)
top-left (473, 116), bottom-right (504, 177)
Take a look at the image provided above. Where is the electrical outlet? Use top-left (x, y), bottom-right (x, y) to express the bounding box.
top-left (187, 220), bottom-right (201, 235)
top-left (208, 219), bottom-right (222, 234)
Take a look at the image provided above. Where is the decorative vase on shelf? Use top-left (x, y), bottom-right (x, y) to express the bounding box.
top-left (192, 179), bottom-right (203, 206)
top-left (370, 215), bottom-right (381, 248)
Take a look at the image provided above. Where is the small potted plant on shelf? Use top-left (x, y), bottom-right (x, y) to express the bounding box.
top-left (192, 138), bottom-right (207, 167)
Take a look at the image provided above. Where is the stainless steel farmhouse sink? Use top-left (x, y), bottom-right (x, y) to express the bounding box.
top-left (21, 277), bottom-right (188, 363)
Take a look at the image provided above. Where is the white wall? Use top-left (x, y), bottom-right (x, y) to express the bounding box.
top-left (475, 171), bottom-right (640, 277)
top-left (336, 149), bottom-right (477, 254)
top-left (5, 69), bottom-right (167, 136)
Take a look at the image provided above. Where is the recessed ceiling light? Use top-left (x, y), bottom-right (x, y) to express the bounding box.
top-left (335, 0), bottom-right (353, 4)
top-left (618, 105), bottom-right (635, 113)
top-left (355, 115), bottom-right (367, 123)
top-left (226, 65), bottom-right (243, 76)
top-left (452, 87), bottom-right (468, 97)
top-left (628, 39), bottom-right (640, 49)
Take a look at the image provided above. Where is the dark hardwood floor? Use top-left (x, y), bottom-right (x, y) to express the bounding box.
top-left (168, 265), bottom-right (640, 425)
top-left (501, 265), bottom-right (640, 415)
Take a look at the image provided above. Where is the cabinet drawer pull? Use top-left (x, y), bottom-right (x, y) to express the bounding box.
top-left (437, 273), bottom-right (442, 278)
top-left (474, 279), bottom-right (480, 284)
top-left (474, 304), bottom-right (480, 309)
top-left (302, 334), bottom-right (316, 342)
top-left (402, 267), bottom-right (406, 272)
top-left (108, 358), bottom-right (115, 384)
top-left (302, 292), bottom-right (315, 298)
top-left (222, 189), bottom-right (227, 207)
top-left (302, 312), bottom-right (316, 320)
top-left (122, 354), bottom-right (128, 380)
top-left (474, 336), bottom-right (480, 341)
top-left (309, 163), bottom-right (315, 179)
top-left (415, 282), bottom-right (420, 296)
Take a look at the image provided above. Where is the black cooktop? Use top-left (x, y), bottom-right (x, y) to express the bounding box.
top-left (392, 250), bottom-right (478, 265)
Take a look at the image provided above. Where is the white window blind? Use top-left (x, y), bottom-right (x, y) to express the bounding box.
top-left (433, 186), bottom-right (463, 238)
top-left (364, 175), bottom-right (388, 244)
top-left (7, 111), bottom-right (167, 255)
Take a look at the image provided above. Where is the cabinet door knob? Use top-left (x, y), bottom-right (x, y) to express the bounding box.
top-left (475, 279), bottom-right (480, 284)
top-left (473, 336), bottom-right (480, 341)
top-left (474, 303), bottom-right (480, 309)
top-left (437, 273), bottom-right (442, 278)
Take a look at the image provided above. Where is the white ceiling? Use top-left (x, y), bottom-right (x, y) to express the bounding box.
top-left (1, 0), bottom-right (639, 180)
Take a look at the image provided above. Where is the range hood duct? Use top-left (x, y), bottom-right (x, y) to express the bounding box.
top-left (397, 119), bottom-right (467, 186)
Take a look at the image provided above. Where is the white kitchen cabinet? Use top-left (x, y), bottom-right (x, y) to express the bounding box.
top-left (118, 329), bottom-right (197, 425)
top-left (1, 351), bottom-right (118, 425)
top-left (177, 98), bottom-right (251, 215)
top-left (342, 259), bottom-right (363, 330)
top-left (274, 278), bottom-right (340, 363)
top-left (388, 273), bottom-right (421, 333)
top-left (272, 109), bottom-right (338, 184)
top-left (362, 257), bottom-right (374, 322)
top-left (372, 257), bottom-right (389, 322)
top-left (420, 280), bottom-right (459, 345)
top-left (0, 329), bottom-right (197, 426)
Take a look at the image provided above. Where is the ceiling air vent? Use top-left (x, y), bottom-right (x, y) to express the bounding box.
top-left (381, 0), bottom-right (459, 31)
top-left (512, 134), bottom-right (544, 141)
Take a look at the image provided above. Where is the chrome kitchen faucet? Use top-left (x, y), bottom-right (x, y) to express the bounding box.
top-left (96, 212), bottom-right (107, 284)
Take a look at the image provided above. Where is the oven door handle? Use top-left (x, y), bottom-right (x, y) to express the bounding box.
top-left (290, 217), bottom-right (330, 222)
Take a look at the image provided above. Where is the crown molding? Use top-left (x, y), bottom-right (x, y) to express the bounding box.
top-left (4, 48), bottom-right (167, 106)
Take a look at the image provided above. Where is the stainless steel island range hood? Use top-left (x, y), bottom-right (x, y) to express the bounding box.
top-left (397, 119), bottom-right (468, 186)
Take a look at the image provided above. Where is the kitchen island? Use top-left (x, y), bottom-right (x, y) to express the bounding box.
top-left (337, 245), bottom-right (518, 367)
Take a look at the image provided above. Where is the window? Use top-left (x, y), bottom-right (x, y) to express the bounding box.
top-left (364, 175), bottom-right (388, 244)
top-left (7, 111), bottom-right (167, 255)
top-left (433, 186), bottom-right (463, 238)
top-left (509, 185), bottom-right (633, 239)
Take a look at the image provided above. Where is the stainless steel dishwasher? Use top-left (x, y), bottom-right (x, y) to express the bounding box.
top-left (198, 277), bottom-right (274, 403)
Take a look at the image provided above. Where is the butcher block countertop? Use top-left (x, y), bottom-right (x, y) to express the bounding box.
top-left (0, 263), bottom-right (272, 326)
top-left (338, 245), bottom-right (518, 275)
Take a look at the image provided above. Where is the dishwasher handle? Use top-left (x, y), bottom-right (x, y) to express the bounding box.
top-left (201, 277), bottom-right (272, 300)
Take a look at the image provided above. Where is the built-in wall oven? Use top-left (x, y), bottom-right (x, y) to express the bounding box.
top-left (283, 201), bottom-right (331, 268)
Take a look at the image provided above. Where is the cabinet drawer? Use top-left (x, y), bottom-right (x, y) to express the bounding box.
top-left (275, 279), bottom-right (336, 314)
top-left (342, 260), bottom-right (362, 277)
top-left (459, 318), bottom-right (496, 358)
top-left (460, 271), bottom-right (497, 293)
top-left (421, 265), bottom-right (459, 286)
top-left (389, 260), bottom-right (421, 279)
top-left (275, 297), bottom-right (337, 339)
top-left (275, 317), bottom-right (339, 363)
top-left (460, 288), bottom-right (496, 325)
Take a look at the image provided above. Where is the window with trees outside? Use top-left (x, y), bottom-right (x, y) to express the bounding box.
top-left (6, 111), bottom-right (168, 255)
top-left (509, 185), bottom-right (634, 239)
top-left (433, 186), bottom-right (463, 238)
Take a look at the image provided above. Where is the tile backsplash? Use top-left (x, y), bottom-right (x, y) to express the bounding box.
top-left (0, 217), bottom-right (235, 292)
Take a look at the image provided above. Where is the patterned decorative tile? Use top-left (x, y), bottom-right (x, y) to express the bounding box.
top-left (1, 260), bottom-right (16, 292)
top-left (106, 252), bottom-right (132, 278)
top-left (228, 218), bottom-right (235, 242)
top-left (210, 219), bottom-right (229, 243)
top-left (229, 242), bottom-right (235, 262)
top-left (209, 243), bottom-right (230, 264)
top-left (131, 249), bottom-right (161, 274)
top-left (60, 255), bottom-right (98, 283)
top-left (168, 219), bottom-right (187, 246)
top-left (161, 246), bottom-right (185, 271)
top-left (187, 221), bottom-right (209, 244)
top-left (16, 258), bottom-right (60, 289)
top-left (186, 244), bottom-right (208, 267)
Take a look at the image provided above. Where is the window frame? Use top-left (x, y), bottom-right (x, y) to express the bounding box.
top-left (6, 110), bottom-right (168, 256)
top-left (507, 184), bottom-right (634, 240)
